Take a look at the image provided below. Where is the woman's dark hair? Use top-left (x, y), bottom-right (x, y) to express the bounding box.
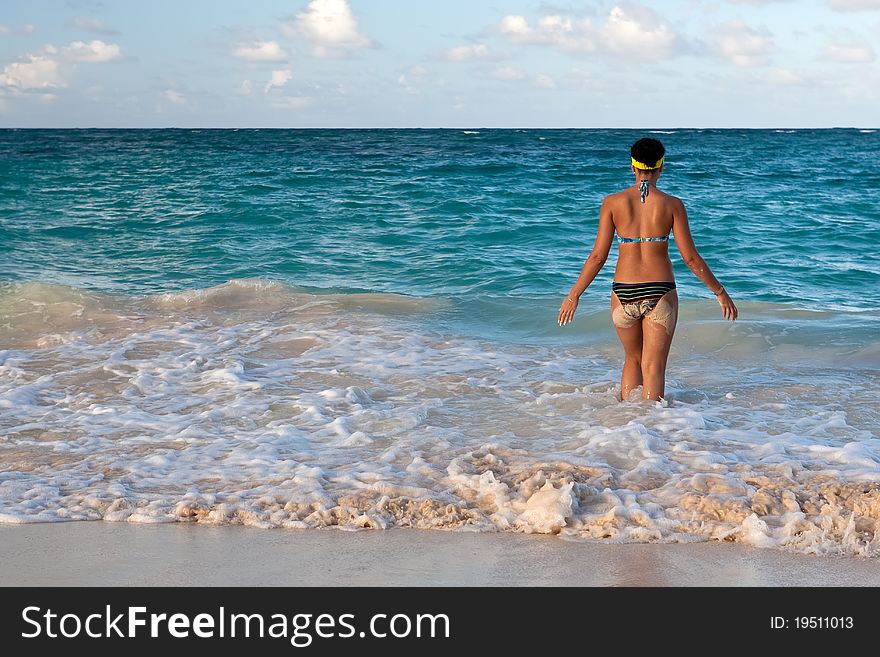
top-left (631, 138), bottom-right (665, 168)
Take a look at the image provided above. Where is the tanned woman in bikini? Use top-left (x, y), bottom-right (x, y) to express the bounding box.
top-left (557, 138), bottom-right (738, 402)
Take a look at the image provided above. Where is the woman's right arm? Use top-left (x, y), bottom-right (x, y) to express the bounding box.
top-left (557, 197), bottom-right (615, 326)
top-left (671, 198), bottom-right (738, 321)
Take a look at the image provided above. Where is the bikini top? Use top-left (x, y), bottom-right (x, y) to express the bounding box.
top-left (617, 234), bottom-right (670, 244)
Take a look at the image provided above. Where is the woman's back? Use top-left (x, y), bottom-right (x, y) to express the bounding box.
top-left (607, 184), bottom-right (677, 283)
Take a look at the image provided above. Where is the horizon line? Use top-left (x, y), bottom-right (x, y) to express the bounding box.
top-left (0, 126), bottom-right (877, 130)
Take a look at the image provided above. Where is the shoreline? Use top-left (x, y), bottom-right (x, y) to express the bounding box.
top-left (1, 523), bottom-right (878, 587)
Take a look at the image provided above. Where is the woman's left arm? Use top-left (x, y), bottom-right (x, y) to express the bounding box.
top-left (558, 198), bottom-right (615, 326)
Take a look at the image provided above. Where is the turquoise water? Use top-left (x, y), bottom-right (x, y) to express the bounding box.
top-left (1, 129), bottom-right (878, 554)
top-left (2, 128), bottom-right (879, 309)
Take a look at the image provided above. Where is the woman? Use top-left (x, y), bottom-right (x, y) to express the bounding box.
top-left (557, 138), bottom-right (737, 402)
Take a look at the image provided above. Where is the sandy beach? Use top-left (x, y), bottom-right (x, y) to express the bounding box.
top-left (1, 523), bottom-right (877, 587)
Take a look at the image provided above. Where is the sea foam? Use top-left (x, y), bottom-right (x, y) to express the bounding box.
top-left (0, 280), bottom-right (878, 557)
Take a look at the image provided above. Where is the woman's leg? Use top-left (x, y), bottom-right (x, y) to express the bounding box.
top-left (640, 290), bottom-right (679, 400)
top-left (611, 292), bottom-right (644, 400)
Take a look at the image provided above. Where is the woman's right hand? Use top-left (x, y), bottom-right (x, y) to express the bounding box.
top-left (558, 296), bottom-right (579, 326)
top-left (718, 290), bottom-right (738, 321)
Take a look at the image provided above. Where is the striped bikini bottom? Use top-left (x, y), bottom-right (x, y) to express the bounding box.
top-left (611, 281), bottom-right (677, 321)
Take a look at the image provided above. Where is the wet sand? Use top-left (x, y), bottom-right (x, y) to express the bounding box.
top-left (1, 523), bottom-right (877, 586)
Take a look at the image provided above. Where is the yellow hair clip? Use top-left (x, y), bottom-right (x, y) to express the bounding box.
top-left (631, 156), bottom-right (664, 170)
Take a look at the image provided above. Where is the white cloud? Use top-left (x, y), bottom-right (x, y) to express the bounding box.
top-left (397, 65), bottom-right (428, 96)
top-left (763, 68), bottom-right (801, 85)
top-left (397, 73), bottom-right (417, 95)
top-left (264, 68), bottom-right (292, 94)
top-left (499, 13), bottom-right (595, 52)
top-left (156, 89), bottom-right (191, 114)
top-left (497, 6), bottom-right (679, 57)
top-left (599, 6), bottom-right (677, 56)
top-left (713, 20), bottom-right (775, 66)
top-left (0, 38), bottom-right (122, 97)
top-left (231, 40), bottom-right (288, 62)
top-left (499, 15), bottom-right (530, 38)
top-left (534, 73), bottom-right (557, 89)
top-left (0, 55), bottom-right (61, 89)
top-left (239, 79), bottom-right (253, 96)
top-left (828, 0), bottom-right (880, 10)
top-left (758, 68), bottom-right (836, 88)
top-left (490, 66), bottom-right (527, 81)
top-left (162, 90), bottom-right (187, 105)
top-left (443, 43), bottom-right (494, 61)
top-left (67, 16), bottom-right (120, 35)
top-left (823, 42), bottom-right (875, 62)
top-left (283, 0), bottom-right (371, 58)
top-left (62, 40), bottom-right (122, 63)
top-left (0, 23), bottom-right (36, 35)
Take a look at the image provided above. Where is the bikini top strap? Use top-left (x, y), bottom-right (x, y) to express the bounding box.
top-left (617, 234), bottom-right (670, 244)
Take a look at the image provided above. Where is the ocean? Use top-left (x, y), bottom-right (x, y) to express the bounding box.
top-left (1, 128), bottom-right (878, 556)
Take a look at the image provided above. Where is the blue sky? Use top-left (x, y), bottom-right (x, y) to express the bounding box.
top-left (1, 0), bottom-right (878, 127)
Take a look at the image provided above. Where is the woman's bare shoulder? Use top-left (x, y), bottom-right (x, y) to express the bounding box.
top-left (603, 189), bottom-right (630, 204)
top-left (658, 189), bottom-right (685, 209)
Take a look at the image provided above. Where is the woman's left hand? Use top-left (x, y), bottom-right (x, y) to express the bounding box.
top-left (558, 296), bottom-right (579, 326)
